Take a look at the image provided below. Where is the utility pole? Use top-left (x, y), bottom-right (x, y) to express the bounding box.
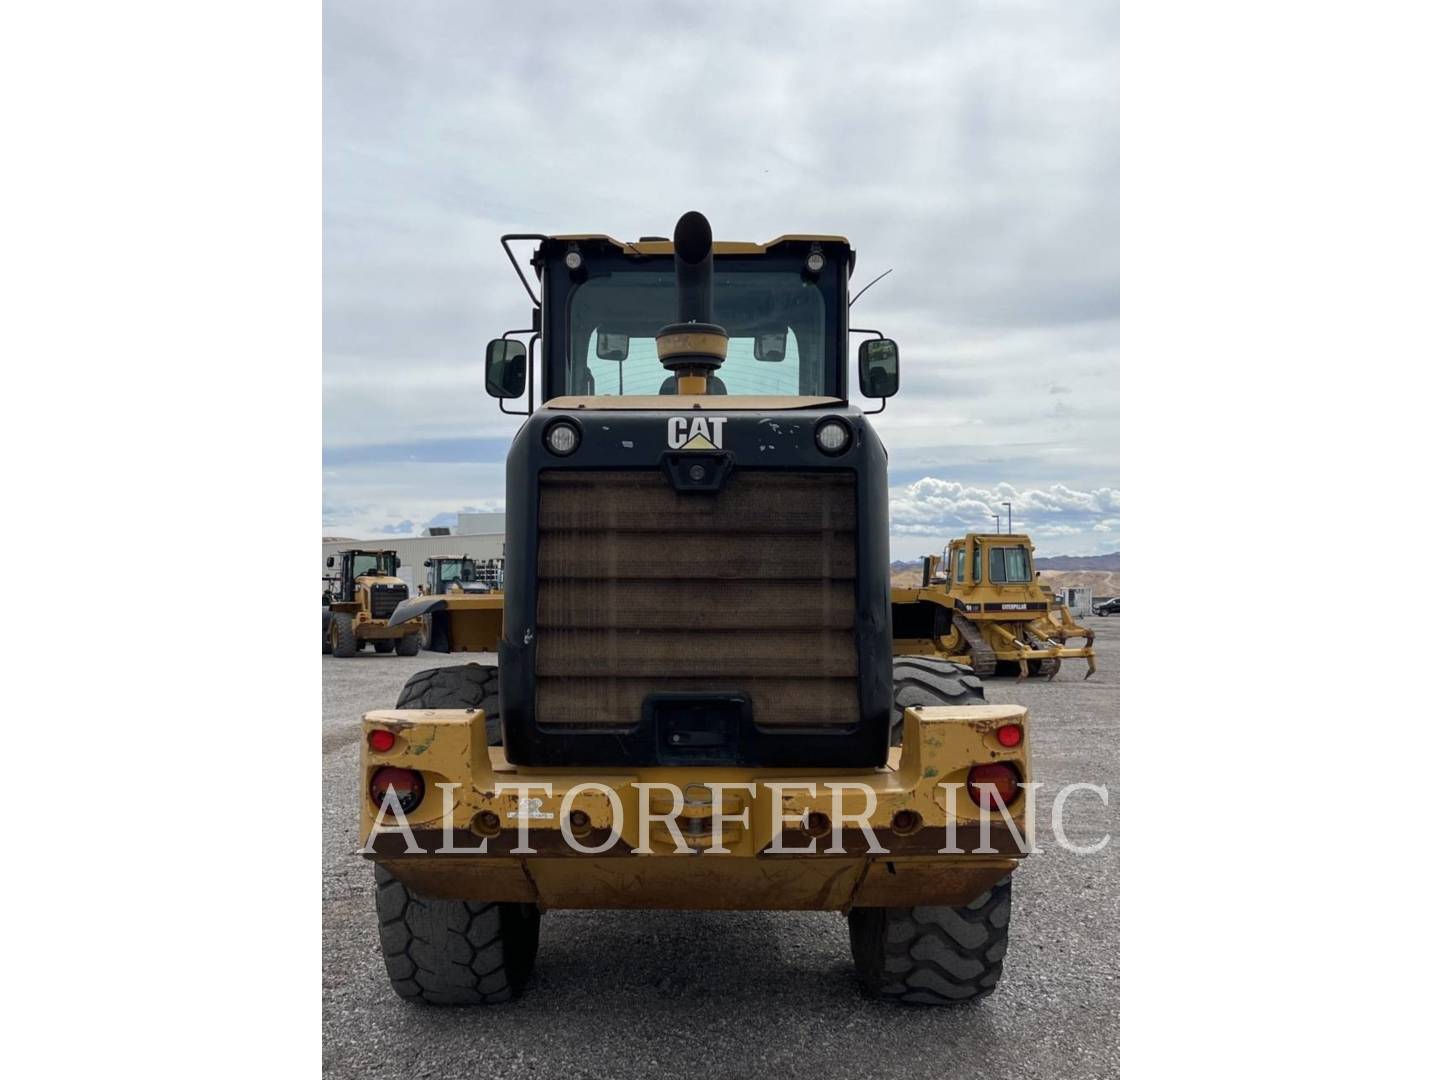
top-left (993, 514), bottom-right (1000, 532)
top-left (1002, 501), bottom-right (1012, 534)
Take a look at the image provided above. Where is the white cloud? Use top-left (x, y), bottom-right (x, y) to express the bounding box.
top-left (889, 477), bottom-right (1120, 557)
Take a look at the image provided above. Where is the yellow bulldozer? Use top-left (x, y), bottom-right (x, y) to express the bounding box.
top-left (359, 212), bottom-right (1032, 1007)
top-left (321, 548), bottom-right (423, 658)
top-left (891, 533), bottom-right (1095, 679)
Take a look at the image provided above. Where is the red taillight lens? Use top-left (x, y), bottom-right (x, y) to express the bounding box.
top-left (996, 724), bottom-right (1024, 748)
top-left (967, 763), bottom-right (1022, 809)
top-left (369, 767), bottom-right (424, 813)
top-left (367, 729), bottom-right (396, 753)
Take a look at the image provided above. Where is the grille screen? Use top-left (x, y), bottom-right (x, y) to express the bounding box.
top-left (535, 470), bottom-right (859, 729)
top-left (369, 584), bottom-right (407, 621)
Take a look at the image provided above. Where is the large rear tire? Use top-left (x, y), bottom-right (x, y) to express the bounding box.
top-left (848, 876), bottom-right (1012, 1005)
top-left (395, 633), bottom-right (421, 657)
top-left (374, 864), bottom-right (540, 1005)
top-left (891, 655), bottom-right (985, 744)
top-left (373, 639), bottom-right (395, 655)
top-left (395, 664), bottom-right (501, 745)
top-left (322, 611), bottom-right (332, 655)
top-left (329, 613), bottom-right (357, 658)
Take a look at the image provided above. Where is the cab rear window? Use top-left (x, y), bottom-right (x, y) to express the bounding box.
top-left (987, 546), bottom-right (1032, 583)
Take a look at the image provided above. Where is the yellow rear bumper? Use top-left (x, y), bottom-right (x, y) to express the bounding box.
top-left (359, 704), bottom-right (1032, 911)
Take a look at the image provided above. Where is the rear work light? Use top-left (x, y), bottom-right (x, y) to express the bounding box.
top-left (967, 763), bottom-right (1022, 809)
top-left (996, 723), bottom-right (1024, 748)
top-left (367, 729), bottom-right (396, 753)
top-left (369, 767), bottom-right (424, 814)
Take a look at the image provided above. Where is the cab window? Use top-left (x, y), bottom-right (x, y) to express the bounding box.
top-left (352, 553), bottom-right (396, 577)
top-left (987, 546), bottom-right (1032, 584)
top-left (568, 267), bottom-right (826, 396)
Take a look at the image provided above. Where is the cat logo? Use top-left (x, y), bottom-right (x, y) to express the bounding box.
top-left (667, 415), bottom-right (727, 450)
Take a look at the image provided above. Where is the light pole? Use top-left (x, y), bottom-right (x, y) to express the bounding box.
top-left (1002, 501), bottom-right (1012, 534)
top-left (993, 514), bottom-right (1000, 532)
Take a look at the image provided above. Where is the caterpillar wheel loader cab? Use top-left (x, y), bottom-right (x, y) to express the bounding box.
top-left (359, 212), bottom-right (1031, 1006)
top-left (422, 556), bottom-right (494, 596)
top-left (321, 549), bottom-right (423, 658)
top-left (386, 554), bottom-right (505, 656)
top-left (891, 533), bottom-right (1096, 679)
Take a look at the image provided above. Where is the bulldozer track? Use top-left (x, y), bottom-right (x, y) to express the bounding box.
top-left (952, 615), bottom-right (997, 677)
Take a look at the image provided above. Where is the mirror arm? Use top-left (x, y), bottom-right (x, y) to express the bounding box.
top-left (850, 327), bottom-right (890, 408)
top-left (500, 234), bottom-right (546, 308)
top-left (497, 328), bottom-right (538, 415)
top-left (528, 332), bottom-right (537, 414)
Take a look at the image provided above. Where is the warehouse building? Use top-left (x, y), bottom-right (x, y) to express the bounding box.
top-left (322, 512), bottom-right (504, 593)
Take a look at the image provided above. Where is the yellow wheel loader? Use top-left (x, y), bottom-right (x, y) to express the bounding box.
top-left (386, 555), bottom-right (505, 654)
top-left (891, 534), bottom-right (1096, 679)
top-left (322, 549), bottom-right (424, 658)
top-left (359, 213), bottom-right (1032, 1006)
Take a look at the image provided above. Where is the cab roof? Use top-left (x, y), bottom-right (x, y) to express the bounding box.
top-left (543, 233), bottom-right (857, 271)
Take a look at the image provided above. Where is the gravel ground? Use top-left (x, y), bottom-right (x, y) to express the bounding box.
top-left (323, 619), bottom-right (1120, 1079)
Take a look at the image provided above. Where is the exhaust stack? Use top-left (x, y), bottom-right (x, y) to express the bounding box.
top-left (656, 211), bottom-right (728, 394)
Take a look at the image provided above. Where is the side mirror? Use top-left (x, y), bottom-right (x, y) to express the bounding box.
top-left (423, 559), bottom-right (432, 568)
top-left (753, 332), bottom-right (787, 362)
top-left (485, 339), bottom-right (528, 399)
top-left (596, 332), bottom-right (630, 362)
top-left (326, 556), bottom-right (334, 568)
top-left (394, 559), bottom-right (401, 568)
top-left (858, 338), bottom-right (899, 398)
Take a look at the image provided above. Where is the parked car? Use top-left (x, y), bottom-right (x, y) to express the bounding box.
top-left (1094, 597), bottom-right (1120, 616)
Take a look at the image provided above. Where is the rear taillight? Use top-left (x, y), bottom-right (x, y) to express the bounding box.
top-left (369, 767), bottom-right (424, 813)
top-left (967, 763), bottom-right (1022, 809)
top-left (367, 729), bottom-right (396, 753)
top-left (996, 723), bottom-right (1024, 748)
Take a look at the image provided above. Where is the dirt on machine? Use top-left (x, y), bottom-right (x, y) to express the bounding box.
top-left (359, 212), bottom-right (1033, 1007)
top-left (892, 533), bottom-right (1096, 679)
top-left (322, 548), bottom-right (423, 658)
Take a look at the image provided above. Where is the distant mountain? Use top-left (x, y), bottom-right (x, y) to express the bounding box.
top-left (892, 551), bottom-right (1120, 572)
top-left (891, 550), bottom-right (1121, 594)
top-left (1034, 552), bottom-right (1120, 571)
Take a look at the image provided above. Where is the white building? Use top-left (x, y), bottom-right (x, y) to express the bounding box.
top-left (1057, 585), bottom-right (1093, 617)
top-left (322, 515), bottom-right (504, 593)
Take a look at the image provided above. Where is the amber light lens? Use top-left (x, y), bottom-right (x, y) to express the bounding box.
top-left (367, 729), bottom-right (396, 753)
top-left (369, 767), bottom-right (424, 813)
top-left (996, 724), bottom-right (1024, 748)
top-left (967, 763), bottom-right (1022, 809)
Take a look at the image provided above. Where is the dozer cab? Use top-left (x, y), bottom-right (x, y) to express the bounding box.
top-left (892, 534), bottom-right (1096, 679)
top-left (359, 213), bottom-right (1031, 1006)
top-left (386, 555), bottom-right (505, 655)
top-left (322, 549), bottom-right (423, 658)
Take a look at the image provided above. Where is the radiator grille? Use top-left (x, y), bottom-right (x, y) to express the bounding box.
top-left (368, 584), bottom-right (407, 621)
top-left (535, 470), bottom-right (858, 729)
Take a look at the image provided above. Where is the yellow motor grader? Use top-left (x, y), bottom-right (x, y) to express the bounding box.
top-left (891, 533), bottom-right (1095, 679)
top-left (321, 549), bottom-right (423, 658)
top-left (359, 213), bottom-right (1032, 1007)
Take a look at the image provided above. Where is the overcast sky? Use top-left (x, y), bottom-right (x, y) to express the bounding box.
top-left (323, 0), bottom-right (1118, 559)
